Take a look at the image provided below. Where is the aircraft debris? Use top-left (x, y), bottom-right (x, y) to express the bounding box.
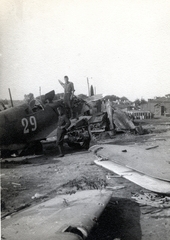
top-left (56, 176), bottom-right (107, 195)
top-left (146, 145), bottom-right (159, 150)
top-left (145, 137), bottom-right (166, 142)
top-left (65, 117), bottom-right (90, 149)
top-left (131, 192), bottom-right (170, 208)
top-left (89, 112), bottom-right (110, 133)
top-left (42, 116), bottom-right (91, 153)
top-left (1, 190), bottom-right (112, 240)
top-left (122, 149), bottom-right (127, 152)
top-left (63, 198), bottom-right (69, 206)
top-left (1, 89), bottom-right (149, 157)
top-left (90, 143), bottom-right (170, 182)
top-left (11, 182), bottom-right (21, 187)
top-left (106, 186), bottom-right (125, 190)
top-left (135, 125), bottom-right (145, 135)
top-left (31, 193), bottom-right (45, 199)
top-left (93, 157), bottom-right (170, 194)
top-left (73, 95), bottom-right (143, 139)
top-left (112, 108), bottom-right (136, 132)
top-left (0, 101), bottom-right (7, 111)
top-left (0, 90), bottom-right (63, 157)
top-left (106, 174), bottom-right (121, 179)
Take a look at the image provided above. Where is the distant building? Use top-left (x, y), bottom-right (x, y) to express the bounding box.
top-left (141, 98), bottom-right (170, 117)
top-left (122, 106), bottom-right (152, 119)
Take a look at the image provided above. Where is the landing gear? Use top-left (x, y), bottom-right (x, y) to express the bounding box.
top-left (66, 125), bottom-right (91, 150)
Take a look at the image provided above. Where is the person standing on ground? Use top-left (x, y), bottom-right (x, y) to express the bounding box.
top-left (56, 106), bottom-right (71, 157)
top-left (58, 76), bottom-right (75, 118)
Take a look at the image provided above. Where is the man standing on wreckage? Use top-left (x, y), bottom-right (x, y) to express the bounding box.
top-left (58, 76), bottom-right (75, 119)
top-left (56, 106), bottom-right (71, 157)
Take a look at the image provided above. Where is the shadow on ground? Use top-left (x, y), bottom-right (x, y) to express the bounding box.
top-left (87, 197), bottom-right (142, 240)
top-left (0, 146), bottom-right (87, 169)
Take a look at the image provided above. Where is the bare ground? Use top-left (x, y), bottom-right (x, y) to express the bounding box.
top-left (1, 118), bottom-right (170, 239)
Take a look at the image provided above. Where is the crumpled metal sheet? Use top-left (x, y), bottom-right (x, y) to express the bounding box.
top-left (113, 108), bottom-right (136, 131)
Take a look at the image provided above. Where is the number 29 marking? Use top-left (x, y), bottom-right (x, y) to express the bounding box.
top-left (21, 116), bottom-right (37, 134)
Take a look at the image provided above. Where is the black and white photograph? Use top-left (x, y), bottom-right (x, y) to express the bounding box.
top-left (0, 0), bottom-right (170, 239)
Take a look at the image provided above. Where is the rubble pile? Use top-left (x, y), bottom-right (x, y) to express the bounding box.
top-left (57, 176), bottom-right (107, 195)
top-left (131, 192), bottom-right (170, 208)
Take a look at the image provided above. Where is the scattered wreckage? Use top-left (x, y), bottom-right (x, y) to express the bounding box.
top-left (41, 106), bottom-right (139, 153)
top-left (0, 90), bottom-right (147, 157)
top-left (41, 116), bottom-right (91, 152)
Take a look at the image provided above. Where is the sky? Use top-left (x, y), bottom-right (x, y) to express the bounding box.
top-left (0, 0), bottom-right (170, 101)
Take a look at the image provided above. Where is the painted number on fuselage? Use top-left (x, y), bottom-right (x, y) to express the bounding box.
top-left (21, 116), bottom-right (37, 134)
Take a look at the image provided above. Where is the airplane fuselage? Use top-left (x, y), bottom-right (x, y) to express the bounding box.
top-left (0, 100), bottom-right (61, 151)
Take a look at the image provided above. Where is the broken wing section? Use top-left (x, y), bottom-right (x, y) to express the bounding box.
top-left (2, 190), bottom-right (112, 240)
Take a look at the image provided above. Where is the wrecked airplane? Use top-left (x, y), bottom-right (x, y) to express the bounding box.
top-left (0, 89), bottom-right (143, 157)
top-left (0, 90), bottom-right (65, 157)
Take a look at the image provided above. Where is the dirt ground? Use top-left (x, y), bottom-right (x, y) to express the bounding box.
top-left (1, 117), bottom-right (170, 240)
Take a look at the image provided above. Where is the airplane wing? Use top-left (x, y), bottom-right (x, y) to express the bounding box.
top-left (90, 145), bottom-right (170, 194)
top-left (2, 190), bottom-right (112, 240)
